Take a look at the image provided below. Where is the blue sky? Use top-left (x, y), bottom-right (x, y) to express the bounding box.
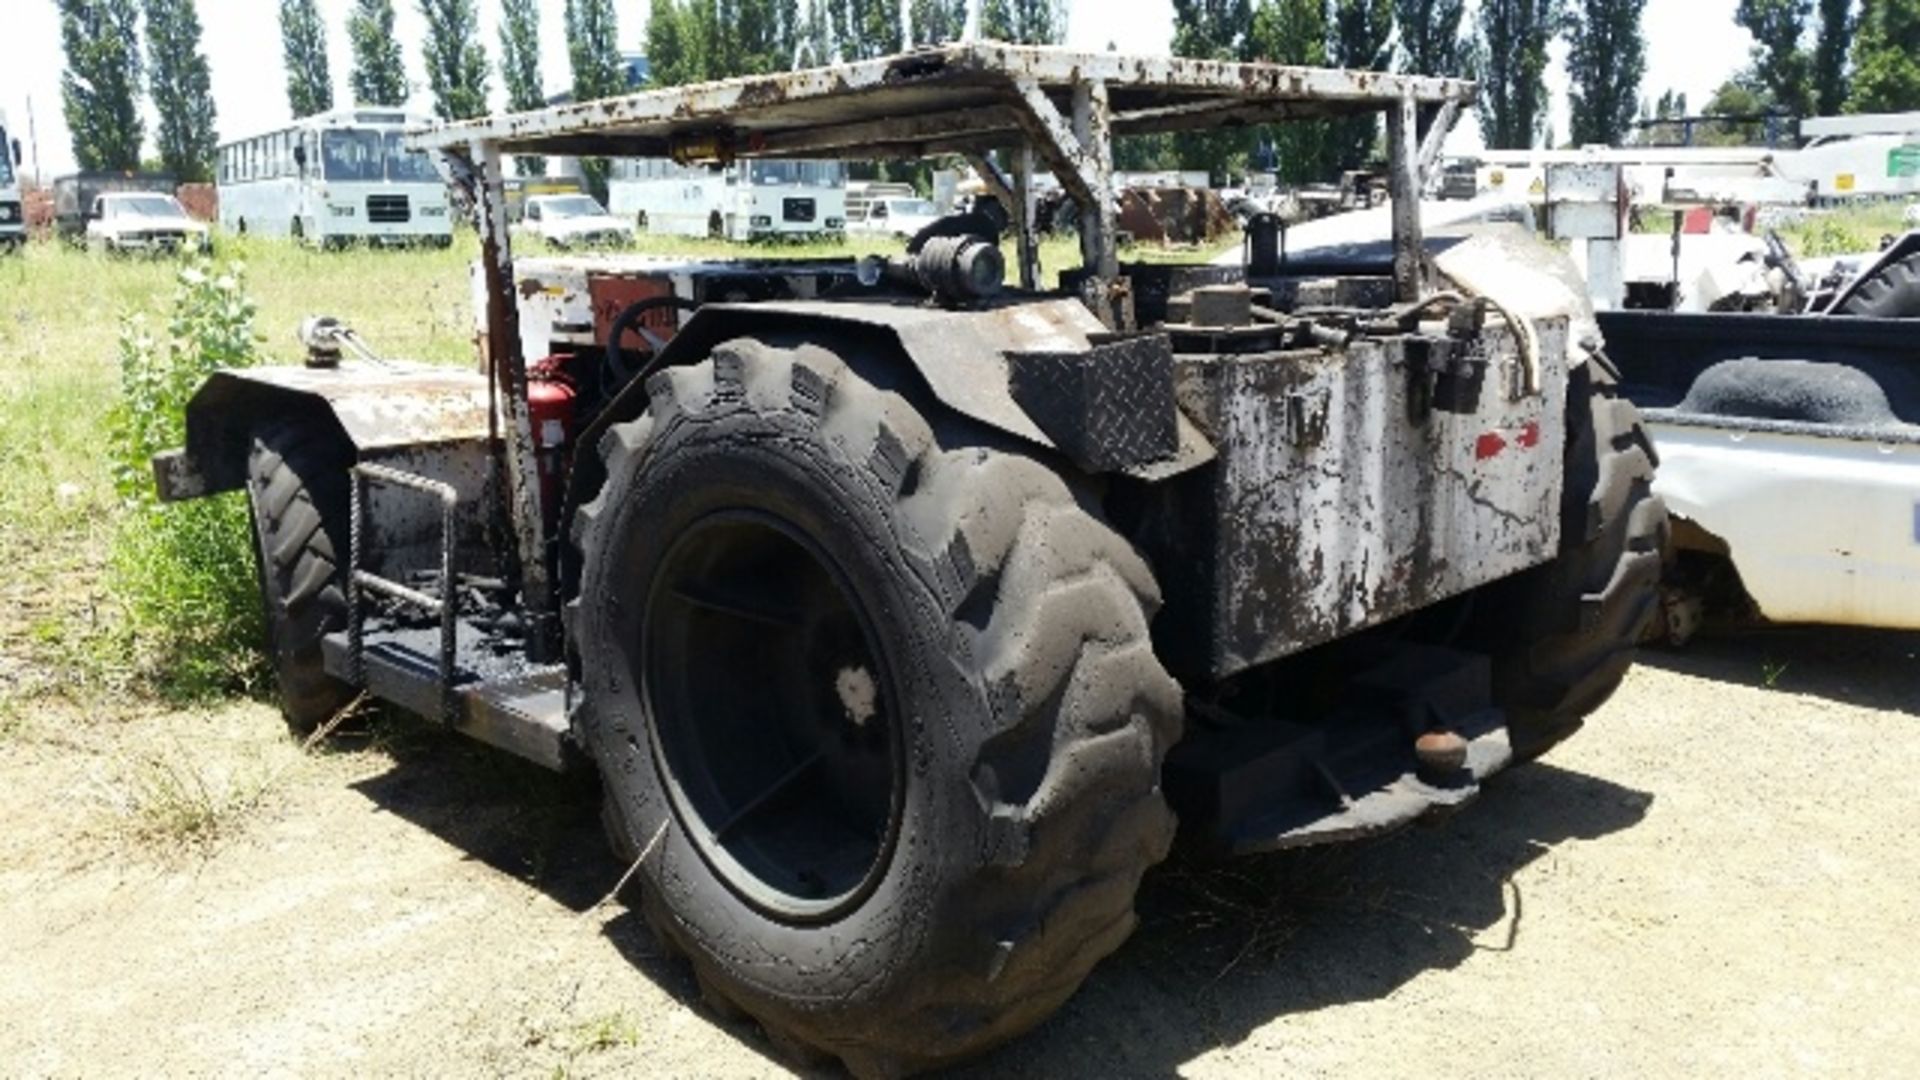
top-left (1, 0), bottom-right (1755, 179)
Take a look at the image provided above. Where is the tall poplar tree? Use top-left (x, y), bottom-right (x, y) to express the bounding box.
top-left (60, 0), bottom-right (145, 173)
top-left (1567, 0), bottom-right (1647, 146)
top-left (1813, 0), bottom-right (1856, 114)
top-left (980, 0), bottom-right (1066, 42)
top-left (1170, 0), bottom-right (1252, 183)
top-left (1247, 0), bottom-right (1333, 183)
top-left (419, 0), bottom-right (490, 121)
top-left (1395, 0), bottom-right (1467, 76)
top-left (500, 0), bottom-right (546, 174)
top-left (1848, 0), bottom-right (1920, 113)
top-left (1735, 0), bottom-right (1815, 117)
top-left (1329, 0), bottom-right (1394, 168)
top-left (566, 0), bottom-right (625, 198)
top-left (911, 0), bottom-right (969, 44)
top-left (350, 0), bottom-right (410, 106)
top-left (1473, 0), bottom-right (1561, 149)
top-left (645, 0), bottom-right (700, 85)
top-left (829, 0), bottom-right (903, 59)
top-left (144, 0), bottom-right (216, 182)
top-left (281, 0), bottom-right (335, 119)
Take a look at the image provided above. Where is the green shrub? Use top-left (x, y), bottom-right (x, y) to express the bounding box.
top-left (1779, 205), bottom-right (1912, 259)
top-left (109, 263), bottom-right (267, 699)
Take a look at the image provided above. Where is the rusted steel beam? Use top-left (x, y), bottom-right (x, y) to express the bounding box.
top-left (1418, 99), bottom-right (1462, 186)
top-left (408, 44), bottom-right (1475, 156)
top-left (1073, 79), bottom-right (1119, 290)
top-left (469, 139), bottom-right (558, 661)
top-left (964, 150), bottom-right (1015, 208)
top-left (754, 105), bottom-right (1026, 157)
top-left (1113, 99), bottom-right (1317, 134)
top-left (1386, 94), bottom-right (1425, 302)
top-left (962, 149), bottom-right (1039, 290)
top-left (1014, 145), bottom-right (1040, 292)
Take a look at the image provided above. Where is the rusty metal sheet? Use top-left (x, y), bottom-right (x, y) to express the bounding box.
top-left (191, 362), bottom-right (491, 450)
top-left (406, 44), bottom-right (1475, 161)
top-left (1169, 322), bottom-right (1569, 678)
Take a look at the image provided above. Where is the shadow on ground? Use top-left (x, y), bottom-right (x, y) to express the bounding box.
top-left (344, 717), bottom-right (1652, 1078)
top-left (951, 762), bottom-right (1652, 1079)
top-left (1638, 625), bottom-right (1920, 716)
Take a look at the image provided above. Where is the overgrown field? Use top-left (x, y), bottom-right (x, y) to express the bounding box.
top-left (0, 228), bottom-right (1211, 737)
top-left (0, 238), bottom-right (482, 724)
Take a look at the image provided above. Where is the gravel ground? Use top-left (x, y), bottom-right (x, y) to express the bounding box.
top-left (2, 627), bottom-right (1915, 1078)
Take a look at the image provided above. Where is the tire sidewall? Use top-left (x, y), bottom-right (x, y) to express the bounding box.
top-left (578, 392), bottom-right (993, 1012)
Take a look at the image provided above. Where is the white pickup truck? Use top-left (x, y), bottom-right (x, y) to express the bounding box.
top-left (515, 193), bottom-right (629, 250)
top-left (85, 191), bottom-right (212, 255)
top-left (1604, 310), bottom-right (1920, 641)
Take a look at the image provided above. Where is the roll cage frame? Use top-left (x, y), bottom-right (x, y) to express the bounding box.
top-left (408, 43), bottom-right (1476, 658)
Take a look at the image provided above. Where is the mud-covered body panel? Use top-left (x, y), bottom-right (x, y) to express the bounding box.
top-left (1152, 320), bottom-right (1568, 679)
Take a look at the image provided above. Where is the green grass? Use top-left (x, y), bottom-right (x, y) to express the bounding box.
top-left (0, 236), bottom-right (484, 717)
top-left (0, 226), bottom-right (1231, 729)
top-left (1774, 203), bottom-right (1913, 259)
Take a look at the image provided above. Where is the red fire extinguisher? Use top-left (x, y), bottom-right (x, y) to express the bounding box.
top-left (526, 356), bottom-right (577, 536)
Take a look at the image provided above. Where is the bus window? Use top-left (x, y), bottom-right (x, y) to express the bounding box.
top-left (322, 129), bottom-right (385, 182)
top-left (382, 133), bottom-right (438, 183)
top-left (748, 161), bottom-right (847, 186)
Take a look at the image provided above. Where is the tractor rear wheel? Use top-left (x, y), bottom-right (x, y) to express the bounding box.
top-left (245, 420), bottom-right (355, 735)
top-left (1835, 250), bottom-right (1920, 319)
top-left (571, 337), bottom-right (1182, 1076)
top-left (1472, 350), bottom-right (1669, 760)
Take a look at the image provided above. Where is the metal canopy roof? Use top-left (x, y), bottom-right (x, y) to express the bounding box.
top-left (409, 43), bottom-right (1476, 161)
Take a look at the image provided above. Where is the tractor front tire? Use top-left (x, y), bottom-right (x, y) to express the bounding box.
top-left (571, 338), bottom-right (1182, 1077)
top-left (245, 420), bottom-right (355, 735)
top-left (1475, 350), bottom-right (1670, 760)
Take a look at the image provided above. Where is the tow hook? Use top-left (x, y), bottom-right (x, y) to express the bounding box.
top-left (1414, 728), bottom-right (1470, 782)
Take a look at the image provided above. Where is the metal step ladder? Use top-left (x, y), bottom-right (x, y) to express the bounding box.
top-left (326, 462), bottom-right (575, 771)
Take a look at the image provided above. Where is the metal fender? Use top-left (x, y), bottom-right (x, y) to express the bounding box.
top-left (151, 362), bottom-right (491, 502)
top-left (565, 298), bottom-right (1216, 522)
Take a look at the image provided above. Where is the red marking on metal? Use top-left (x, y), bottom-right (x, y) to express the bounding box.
top-left (1516, 420), bottom-right (1542, 449)
top-left (1475, 432), bottom-right (1507, 461)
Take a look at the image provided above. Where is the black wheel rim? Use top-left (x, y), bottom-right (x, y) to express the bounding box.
top-left (642, 509), bottom-right (903, 922)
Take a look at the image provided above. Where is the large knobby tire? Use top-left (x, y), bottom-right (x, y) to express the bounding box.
top-left (1474, 351), bottom-right (1669, 760)
top-left (245, 421), bottom-right (355, 735)
top-left (571, 338), bottom-right (1182, 1077)
top-left (1836, 251), bottom-right (1920, 318)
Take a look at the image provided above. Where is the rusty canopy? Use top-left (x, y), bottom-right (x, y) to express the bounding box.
top-left (407, 44), bottom-right (1476, 162)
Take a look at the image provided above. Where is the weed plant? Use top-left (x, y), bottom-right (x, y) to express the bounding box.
top-left (108, 262), bottom-right (266, 700)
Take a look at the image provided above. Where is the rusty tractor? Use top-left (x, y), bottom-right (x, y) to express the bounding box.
top-left (153, 45), bottom-right (1667, 1076)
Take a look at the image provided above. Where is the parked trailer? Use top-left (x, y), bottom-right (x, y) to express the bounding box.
top-left (152, 45), bottom-right (1664, 1076)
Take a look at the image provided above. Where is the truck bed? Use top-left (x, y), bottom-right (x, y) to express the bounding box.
top-left (1599, 310), bottom-right (1920, 632)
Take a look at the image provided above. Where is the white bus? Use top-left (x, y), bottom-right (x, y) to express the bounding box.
top-left (217, 109), bottom-right (453, 248)
top-left (608, 158), bottom-right (846, 241)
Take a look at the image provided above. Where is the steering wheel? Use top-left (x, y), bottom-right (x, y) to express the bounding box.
top-left (603, 295), bottom-right (703, 395)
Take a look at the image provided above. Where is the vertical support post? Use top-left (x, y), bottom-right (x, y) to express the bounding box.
top-left (964, 148), bottom-right (1038, 290)
top-left (1386, 92), bottom-right (1425, 303)
top-left (1015, 143), bottom-right (1039, 291)
top-left (470, 138), bottom-right (558, 662)
top-left (1071, 79), bottom-right (1127, 329)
